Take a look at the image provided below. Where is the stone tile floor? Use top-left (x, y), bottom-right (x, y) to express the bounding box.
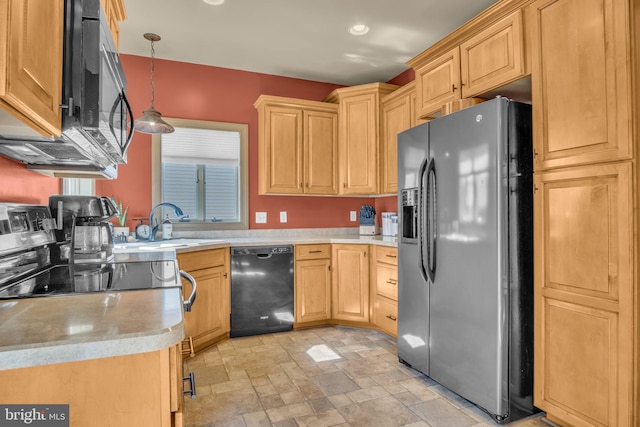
top-left (184, 326), bottom-right (551, 427)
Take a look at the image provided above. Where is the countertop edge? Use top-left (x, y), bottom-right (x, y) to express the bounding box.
top-left (0, 324), bottom-right (184, 370)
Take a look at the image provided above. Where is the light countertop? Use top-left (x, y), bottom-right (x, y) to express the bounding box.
top-left (0, 288), bottom-right (184, 370)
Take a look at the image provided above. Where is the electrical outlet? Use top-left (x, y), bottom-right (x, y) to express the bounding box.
top-left (350, 211), bottom-right (357, 221)
top-left (280, 211), bottom-right (287, 223)
top-left (255, 212), bottom-right (267, 224)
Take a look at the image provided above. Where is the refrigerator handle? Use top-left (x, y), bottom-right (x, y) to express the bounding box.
top-left (417, 156), bottom-right (430, 284)
top-left (426, 159), bottom-right (437, 282)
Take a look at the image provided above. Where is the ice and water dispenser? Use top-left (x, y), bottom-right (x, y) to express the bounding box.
top-left (401, 188), bottom-right (419, 241)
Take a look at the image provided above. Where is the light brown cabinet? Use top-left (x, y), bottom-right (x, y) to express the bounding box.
top-left (380, 82), bottom-right (428, 194)
top-left (100, 0), bottom-right (126, 48)
top-left (413, 10), bottom-right (525, 118)
top-left (331, 244), bottom-right (370, 323)
top-left (324, 83), bottom-right (398, 195)
top-left (295, 244), bottom-right (332, 324)
top-left (372, 246), bottom-right (398, 337)
top-left (255, 95), bottom-right (339, 195)
top-left (530, 0), bottom-right (637, 425)
top-left (529, 0), bottom-right (631, 170)
top-left (0, 0), bottom-right (64, 137)
top-left (177, 248), bottom-right (230, 353)
top-left (534, 162), bottom-right (633, 427)
top-left (0, 345), bottom-right (185, 427)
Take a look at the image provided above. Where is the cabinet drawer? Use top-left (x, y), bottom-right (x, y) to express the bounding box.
top-left (177, 248), bottom-right (226, 271)
top-left (376, 263), bottom-right (398, 300)
top-left (295, 244), bottom-right (331, 260)
top-left (376, 246), bottom-right (398, 265)
top-left (375, 296), bottom-right (398, 337)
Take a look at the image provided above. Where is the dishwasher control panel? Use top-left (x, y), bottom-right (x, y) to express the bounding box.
top-left (231, 245), bottom-right (293, 256)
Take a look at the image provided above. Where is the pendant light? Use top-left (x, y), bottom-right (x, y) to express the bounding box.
top-left (134, 33), bottom-right (175, 134)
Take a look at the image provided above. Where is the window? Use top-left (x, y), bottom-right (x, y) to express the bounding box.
top-left (152, 118), bottom-right (248, 230)
top-left (62, 178), bottom-right (95, 196)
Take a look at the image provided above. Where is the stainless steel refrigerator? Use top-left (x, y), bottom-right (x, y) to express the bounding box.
top-left (397, 97), bottom-right (536, 423)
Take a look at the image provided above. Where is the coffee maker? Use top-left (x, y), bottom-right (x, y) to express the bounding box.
top-left (48, 195), bottom-right (118, 263)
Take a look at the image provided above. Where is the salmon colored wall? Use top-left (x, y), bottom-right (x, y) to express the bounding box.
top-left (97, 55), bottom-right (374, 229)
top-left (0, 157), bottom-right (60, 204)
top-left (0, 57), bottom-right (413, 228)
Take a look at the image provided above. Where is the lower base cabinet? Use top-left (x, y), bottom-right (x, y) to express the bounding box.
top-left (0, 345), bottom-right (185, 427)
top-left (177, 249), bottom-right (230, 353)
top-left (331, 244), bottom-right (370, 323)
top-left (295, 244), bottom-right (332, 324)
top-left (372, 246), bottom-right (398, 337)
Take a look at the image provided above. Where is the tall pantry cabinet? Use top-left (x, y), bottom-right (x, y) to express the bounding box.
top-left (529, 0), bottom-right (638, 425)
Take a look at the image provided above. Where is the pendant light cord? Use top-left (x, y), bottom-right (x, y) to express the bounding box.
top-left (149, 39), bottom-right (156, 108)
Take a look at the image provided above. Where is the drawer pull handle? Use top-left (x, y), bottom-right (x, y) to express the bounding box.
top-left (386, 279), bottom-right (397, 285)
top-left (385, 254), bottom-right (397, 258)
top-left (183, 371), bottom-right (196, 399)
top-left (386, 314), bottom-right (397, 321)
top-left (309, 250), bottom-right (322, 253)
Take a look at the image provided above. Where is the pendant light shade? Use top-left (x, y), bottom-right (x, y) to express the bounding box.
top-left (134, 33), bottom-right (174, 134)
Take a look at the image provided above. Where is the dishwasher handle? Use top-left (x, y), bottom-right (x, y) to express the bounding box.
top-left (179, 270), bottom-right (197, 312)
top-left (256, 253), bottom-right (272, 259)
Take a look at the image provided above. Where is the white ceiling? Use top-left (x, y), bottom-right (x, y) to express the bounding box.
top-left (118, 0), bottom-right (498, 86)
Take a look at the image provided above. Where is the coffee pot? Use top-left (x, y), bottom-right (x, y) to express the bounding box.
top-left (48, 195), bottom-right (118, 263)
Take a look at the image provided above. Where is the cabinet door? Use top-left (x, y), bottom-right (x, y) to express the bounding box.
top-left (259, 105), bottom-right (303, 194)
top-left (2, 0), bottom-right (63, 136)
top-left (183, 265), bottom-right (229, 352)
top-left (460, 10), bottom-right (525, 98)
top-left (304, 110), bottom-right (338, 194)
top-left (295, 258), bottom-right (331, 323)
top-left (534, 163), bottom-right (633, 427)
top-left (338, 93), bottom-right (378, 194)
top-left (331, 245), bottom-right (369, 322)
top-left (530, 0), bottom-right (631, 169)
top-left (414, 47), bottom-right (460, 118)
top-left (381, 93), bottom-right (411, 194)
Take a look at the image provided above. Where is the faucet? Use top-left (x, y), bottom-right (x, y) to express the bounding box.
top-left (148, 202), bottom-right (184, 241)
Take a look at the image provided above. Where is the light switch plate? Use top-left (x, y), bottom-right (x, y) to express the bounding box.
top-left (256, 212), bottom-right (267, 223)
top-left (350, 211), bottom-right (357, 221)
top-left (280, 211), bottom-right (287, 223)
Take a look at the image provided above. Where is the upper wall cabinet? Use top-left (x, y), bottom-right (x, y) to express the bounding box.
top-left (324, 83), bottom-right (398, 195)
top-left (412, 9), bottom-right (527, 118)
top-left (529, 0), bottom-right (631, 170)
top-left (101, 0), bottom-right (126, 49)
top-left (255, 95), bottom-right (339, 195)
top-left (380, 82), bottom-right (428, 195)
top-left (0, 0), bottom-right (64, 137)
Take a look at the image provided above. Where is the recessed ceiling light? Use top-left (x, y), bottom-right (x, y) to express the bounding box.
top-left (349, 24), bottom-right (370, 36)
top-left (203, 0), bottom-right (224, 5)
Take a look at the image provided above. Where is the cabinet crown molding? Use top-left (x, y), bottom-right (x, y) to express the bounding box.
top-left (253, 94), bottom-right (338, 112)
top-left (407, 0), bottom-right (532, 70)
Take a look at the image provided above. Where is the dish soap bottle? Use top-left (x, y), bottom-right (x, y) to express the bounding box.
top-left (161, 214), bottom-right (173, 239)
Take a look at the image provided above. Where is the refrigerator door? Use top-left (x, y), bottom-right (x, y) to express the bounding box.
top-left (397, 123), bottom-right (430, 374)
top-left (427, 98), bottom-right (509, 417)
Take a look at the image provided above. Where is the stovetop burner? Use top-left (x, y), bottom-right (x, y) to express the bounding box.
top-left (0, 260), bottom-right (180, 299)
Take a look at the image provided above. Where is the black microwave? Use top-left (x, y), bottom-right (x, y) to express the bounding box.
top-left (62, 0), bottom-right (134, 164)
top-left (0, 0), bottom-right (133, 178)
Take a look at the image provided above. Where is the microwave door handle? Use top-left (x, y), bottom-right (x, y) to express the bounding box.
top-left (108, 93), bottom-right (121, 146)
top-left (121, 92), bottom-right (134, 155)
top-left (417, 156), bottom-right (430, 284)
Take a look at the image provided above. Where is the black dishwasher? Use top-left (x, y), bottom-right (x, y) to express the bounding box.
top-left (230, 245), bottom-right (294, 337)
